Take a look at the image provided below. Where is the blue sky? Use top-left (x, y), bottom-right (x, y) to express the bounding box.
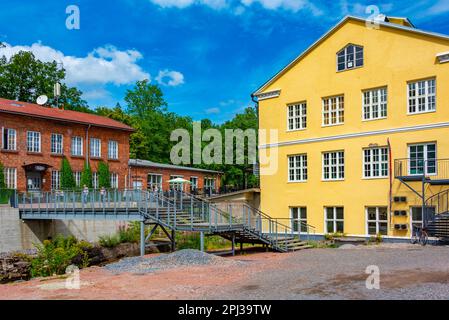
top-left (1, 0), bottom-right (449, 123)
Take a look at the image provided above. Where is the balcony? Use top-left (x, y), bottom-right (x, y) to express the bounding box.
top-left (394, 158), bottom-right (449, 185)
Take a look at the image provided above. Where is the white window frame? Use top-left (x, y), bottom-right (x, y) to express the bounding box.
top-left (337, 44), bottom-right (363, 72)
top-left (3, 167), bottom-right (17, 189)
top-left (110, 173), bottom-right (119, 189)
top-left (27, 131), bottom-right (41, 153)
top-left (73, 171), bottom-right (82, 187)
top-left (322, 96), bottom-right (344, 126)
top-left (410, 206), bottom-right (436, 229)
top-left (170, 175), bottom-right (184, 191)
top-left (325, 207), bottom-right (344, 234)
top-left (92, 172), bottom-right (99, 189)
top-left (51, 133), bottom-right (64, 154)
top-left (408, 142), bottom-right (437, 176)
top-left (362, 87), bottom-right (387, 121)
top-left (407, 78), bottom-right (436, 114)
top-left (2, 128), bottom-right (17, 151)
top-left (108, 140), bottom-right (119, 160)
top-left (288, 154), bottom-right (308, 182)
top-left (363, 147), bottom-right (389, 179)
top-left (51, 170), bottom-right (61, 190)
top-left (90, 138), bottom-right (101, 158)
top-left (366, 207), bottom-right (388, 236)
top-left (148, 174), bottom-right (163, 190)
top-left (290, 207), bottom-right (308, 233)
top-left (287, 102), bottom-right (307, 131)
top-left (204, 177), bottom-right (216, 190)
top-left (190, 176), bottom-right (199, 190)
top-left (71, 136), bottom-right (83, 156)
top-left (322, 151), bottom-right (345, 181)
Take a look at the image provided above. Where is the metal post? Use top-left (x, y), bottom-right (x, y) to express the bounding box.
top-left (171, 229), bottom-right (176, 252)
top-left (200, 231), bottom-right (205, 252)
top-left (232, 233), bottom-right (235, 256)
top-left (422, 176), bottom-right (426, 227)
top-left (140, 221), bottom-right (145, 257)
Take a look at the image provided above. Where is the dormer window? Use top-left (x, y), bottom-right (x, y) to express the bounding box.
top-left (337, 44), bottom-right (363, 71)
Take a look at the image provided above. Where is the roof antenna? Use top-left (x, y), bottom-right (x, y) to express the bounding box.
top-left (54, 82), bottom-right (61, 108)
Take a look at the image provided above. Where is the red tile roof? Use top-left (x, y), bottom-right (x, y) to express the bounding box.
top-left (0, 98), bottom-right (134, 132)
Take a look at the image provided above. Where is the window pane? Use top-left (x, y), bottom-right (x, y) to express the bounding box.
top-left (336, 207), bottom-right (344, 220)
top-left (336, 221), bottom-right (344, 233)
top-left (368, 222), bottom-right (377, 235)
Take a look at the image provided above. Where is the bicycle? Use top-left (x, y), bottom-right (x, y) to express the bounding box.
top-left (410, 225), bottom-right (428, 246)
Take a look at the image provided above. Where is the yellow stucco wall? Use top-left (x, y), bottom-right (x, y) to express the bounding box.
top-left (257, 19), bottom-right (449, 238)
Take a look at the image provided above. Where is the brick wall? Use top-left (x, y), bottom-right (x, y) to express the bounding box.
top-left (0, 113), bottom-right (131, 191)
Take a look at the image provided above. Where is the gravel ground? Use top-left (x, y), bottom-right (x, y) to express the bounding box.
top-left (1, 244), bottom-right (449, 300)
top-left (105, 249), bottom-right (243, 274)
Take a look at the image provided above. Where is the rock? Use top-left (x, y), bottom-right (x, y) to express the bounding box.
top-left (338, 244), bottom-right (357, 249)
top-left (0, 254), bottom-right (31, 283)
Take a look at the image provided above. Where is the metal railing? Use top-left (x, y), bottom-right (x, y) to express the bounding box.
top-left (425, 189), bottom-right (449, 221)
top-left (394, 158), bottom-right (449, 180)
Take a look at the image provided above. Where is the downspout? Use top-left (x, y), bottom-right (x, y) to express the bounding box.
top-left (85, 125), bottom-right (91, 166)
top-left (251, 93), bottom-right (260, 186)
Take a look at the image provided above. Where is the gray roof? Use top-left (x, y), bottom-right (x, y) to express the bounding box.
top-left (253, 15), bottom-right (449, 96)
top-left (129, 159), bottom-right (222, 174)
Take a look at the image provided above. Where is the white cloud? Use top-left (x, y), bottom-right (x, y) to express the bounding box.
top-left (155, 69), bottom-right (185, 86)
top-left (0, 42), bottom-right (150, 86)
top-left (150, 0), bottom-right (228, 9)
top-left (205, 107), bottom-right (221, 114)
top-left (426, 0), bottom-right (449, 15)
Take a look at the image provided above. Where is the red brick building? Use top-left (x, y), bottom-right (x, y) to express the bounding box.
top-left (128, 159), bottom-right (222, 195)
top-left (0, 98), bottom-right (133, 192)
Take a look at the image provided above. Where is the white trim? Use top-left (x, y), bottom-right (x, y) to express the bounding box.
top-left (407, 78), bottom-right (436, 114)
top-left (436, 52), bottom-right (449, 64)
top-left (259, 121), bottom-right (449, 149)
top-left (287, 154), bottom-right (308, 182)
top-left (322, 150), bottom-right (345, 181)
top-left (255, 89), bottom-right (281, 100)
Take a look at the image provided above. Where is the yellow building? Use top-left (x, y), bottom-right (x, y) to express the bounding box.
top-left (253, 15), bottom-right (449, 240)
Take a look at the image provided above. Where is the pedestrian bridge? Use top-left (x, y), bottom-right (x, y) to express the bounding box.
top-left (13, 189), bottom-right (315, 255)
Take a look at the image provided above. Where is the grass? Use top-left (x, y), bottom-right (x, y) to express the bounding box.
top-left (306, 240), bottom-right (338, 249)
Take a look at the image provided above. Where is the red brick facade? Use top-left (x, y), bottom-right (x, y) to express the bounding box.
top-left (1, 112), bottom-right (131, 192)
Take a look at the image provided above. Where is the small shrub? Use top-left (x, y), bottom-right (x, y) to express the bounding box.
top-left (98, 234), bottom-right (121, 248)
top-left (30, 235), bottom-right (90, 277)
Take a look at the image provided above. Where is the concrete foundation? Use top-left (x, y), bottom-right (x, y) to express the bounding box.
top-left (0, 205), bottom-right (126, 252)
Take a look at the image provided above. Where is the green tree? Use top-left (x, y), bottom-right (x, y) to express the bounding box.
top-left (60, 157), bottom-right (76, 190)
top-left (0, 161), bottom-right (5, 189)
top-left (0, 50), bottom-right (89, 112)
top-left (80, 162), bottom-right (92, 189)
top-left (98, 161), bottom-right (111, 189)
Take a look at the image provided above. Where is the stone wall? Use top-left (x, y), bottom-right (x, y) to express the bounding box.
top-left (0, 205), bottom-right (126, 252)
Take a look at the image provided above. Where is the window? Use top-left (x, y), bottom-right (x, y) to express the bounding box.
top-left (71, 137), bottom-right (83, 156)
top-left (323, 151), bottom-right (344, 180)
top-left (73, 172), bottom-right (81, 187)
top-left (366, 207), bottom-right (388, 235)
top-left (363, 147), bottom-right (389, 178)
top-left (2, 128), bottom-right (17, 151)
top-left (411, 206), bottom-right (436, 229)
top-left (291, 207), bottom-right (307, 233)
top-left (3, 168), bottom-right (17, 189)
top-left (148, 174), bottom-right (163, 191)
top-left (409, 143), bottom-right (436, 175)
top-left (325, 207), bottom-right (344, 233)
top-left (190, 176), bottom-right (198, 191)
top-left (110, 173), bottom-right (118, 189)
top-left (92, 172), bottom-right (99, 189)
top-left (51, 171), bottom-right (61, 190)
top-left (108, 140), bottom-right (118, 160)
top-left (322, 96), bottom-right (344, 126)
top-left (337, 44), bottom-right (363, 71)
top-left (363, 88), bottom-right (387, 120)
top-left (90, 138), bottom-right (101, 158)
top-left (51, 133), bottom-right (63, 154)
top-left (408, 79), bottom-right (436, 114)
top-left (170, 175), bottom-right (184, 191)
top-left (204, 177), bottom-right (216, 193)
top-left (27, 131), bottom-right (41, 153)
top-left (288, 154), bottom-right (308, 182)
top-left (287, 102), bottom-right (307, 131)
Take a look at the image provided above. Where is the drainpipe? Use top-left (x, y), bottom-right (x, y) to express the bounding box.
top-left (85, 125), bottom-right (91, 166)
top-left (251, 93), bottom-right (260, 186)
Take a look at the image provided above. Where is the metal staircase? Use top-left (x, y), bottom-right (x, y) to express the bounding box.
top-left (425, 190), bottom-right (449, 240)
top-left (15, 189), bottom-right (315, 255)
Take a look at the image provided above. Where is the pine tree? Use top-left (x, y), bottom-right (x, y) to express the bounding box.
top-left (60, 157), bottom-right (76, 190)
top-left (80, 162), bottom-right (93, 189)
top-left (98, 161), bottom-right (111, 189)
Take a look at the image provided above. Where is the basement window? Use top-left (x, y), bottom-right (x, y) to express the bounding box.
top-left (337, 44), bottom-right (363, 72)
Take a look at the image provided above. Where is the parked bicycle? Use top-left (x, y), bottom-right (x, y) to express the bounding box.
top-left (410, 225), bottom-right (428, 246)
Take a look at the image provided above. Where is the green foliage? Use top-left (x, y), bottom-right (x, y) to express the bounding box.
top-left (30, 235), bottom-right (90, 277)
top-left (0, 161), bottom-right (12, 204)
top-left (306, 240), bottom-right (338, 249)
top-left (98, 161), bottom-right (111, 189)
top-left (60, 157), bottom-right (76, 190)
top-left (98, 222), bottom-right (140, 248)
top-left (367, 233), bottom-right (383, 245)
top-left (80, 162), bottom-right (92, 188)
top-left (324, 232), bottom-right (346, 241)
top-left (0, 161), bottom-right (5, 189)
top-left (0, 50), bottom-right (88, 111)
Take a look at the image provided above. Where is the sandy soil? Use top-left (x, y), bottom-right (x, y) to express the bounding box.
top-left (1, 244), bottom-right (449, 300)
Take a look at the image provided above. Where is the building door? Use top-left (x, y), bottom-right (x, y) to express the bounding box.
top-left (26, 172), bottom-right (42, 191)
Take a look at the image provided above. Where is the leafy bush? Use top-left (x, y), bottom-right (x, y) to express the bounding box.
top-left (98, 234), bottom-right (121, 248)
top-left (80, 162), bottom-right (93, 189)
top-left (60, 157), bottom-right (76, 190)
top-left (98, 222), bottom-right (141, 248)
top-left (30, 235), bottom-right (90, 277)
top-left (98, 161), bottom-right (111, 189)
